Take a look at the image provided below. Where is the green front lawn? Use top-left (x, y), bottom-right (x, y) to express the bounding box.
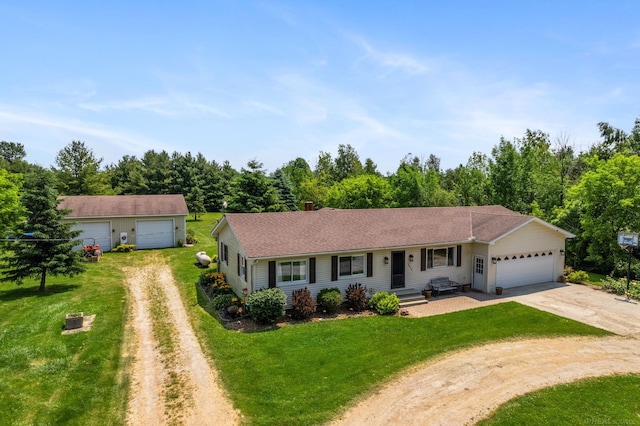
top-left (166, 214), bottom-right (612, 425)
top-left (0, 254), bottom-right (129, 425)
top-left (479, 374), bottom-right (640, 425)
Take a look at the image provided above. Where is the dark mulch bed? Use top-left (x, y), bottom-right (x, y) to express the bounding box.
top-left (217, 305), bottom-right (380, 333)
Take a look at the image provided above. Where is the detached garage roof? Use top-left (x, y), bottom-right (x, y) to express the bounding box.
top-left (212, 205), bottom-right (574, 259)
top-left (58, 194), bottom-right (189, 218)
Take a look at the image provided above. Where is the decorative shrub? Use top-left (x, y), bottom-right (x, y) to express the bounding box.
top-left (247, 288), bottom-right (287, 324)
top-left (290, 287), bottom-right (316, 320)
top-left (345, 283), bottom-right (369, 312)
top-left (368, 291), bottom-right (388, 309)
top-left (567, 270), bottom-right (590, 284)
top-left (112, 244), bottom-right (136, 252)
top-left (197, 271), bottom-right (232, 296)
top-left (212, 294), bottom-right (235, 311)
top-left (563, 265), bottom-right (574, 276)
top-left (601, 276), bottom-right (640, 299)
top-left (186, 229), bottom-right (198, 244)
top-left (373, 293), bottom-right (400, 315)
top-left (317, 287), bottom-right (342, 314)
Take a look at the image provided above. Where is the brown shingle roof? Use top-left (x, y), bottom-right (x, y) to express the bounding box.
top-left (58, 194), bottom-right (189, 218)
top-left (217, 206), bottom-right (544, 259)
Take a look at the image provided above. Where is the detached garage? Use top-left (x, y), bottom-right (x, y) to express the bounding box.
top-left (58, 194), bottom-right (188, 251)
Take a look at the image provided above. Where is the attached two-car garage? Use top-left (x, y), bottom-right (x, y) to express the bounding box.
top-left (495, 252), bottom-right (555, 289)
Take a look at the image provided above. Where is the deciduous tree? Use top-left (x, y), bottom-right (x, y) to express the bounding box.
top-left (53, 141), bottom-right (110, 195)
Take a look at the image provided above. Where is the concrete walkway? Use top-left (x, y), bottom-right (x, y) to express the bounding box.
top-left (405, 282), bottom-right (640, 336)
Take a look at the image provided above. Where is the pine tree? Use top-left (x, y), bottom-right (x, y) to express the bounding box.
top-left (1, 168), bottom-right (86, 292)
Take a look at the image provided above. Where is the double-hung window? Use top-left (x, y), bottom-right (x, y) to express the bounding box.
top-left (277, 260), bottom-right (307, 284)
top-left (339, 255), bottom-right (365, 277)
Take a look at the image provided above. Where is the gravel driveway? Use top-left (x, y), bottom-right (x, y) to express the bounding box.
top-left (332, 282), bottom-right (640, 425)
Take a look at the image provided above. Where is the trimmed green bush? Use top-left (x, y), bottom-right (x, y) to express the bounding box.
top-left (290, 287), bottom-right (316, 320)
top-left (317, 287), bottom-right (342, 314)
top-left (212, 294), bottom-right (236, 311)
top-left (567, 270), bottom-right (590, 284)
top-left (374, 293), bottom-right (400, 315)
top-left (247, 288), bottom-right (287, 324)
top-left (368, 291), bottom-right (388, 309)
top-left (369, 291), bottom-right (400, 315)
top-left (345, 283), bottom-right (369, 312)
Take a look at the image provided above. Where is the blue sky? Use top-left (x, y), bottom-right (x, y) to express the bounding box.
top-left (1, 1), bottom-right (638, 175)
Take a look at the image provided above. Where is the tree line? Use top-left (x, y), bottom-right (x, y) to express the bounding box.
top-left (1, 117), bottom-right (640, 277)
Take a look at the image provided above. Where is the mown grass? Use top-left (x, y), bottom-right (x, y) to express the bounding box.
top-left (586, 271), bottom-right (607, 286)
top-left (479, 374), bottom-right (640, 425)
top-left (0, 254), bottom-right (129, 425)
top-left (165, 213), bottom-right (613, 425)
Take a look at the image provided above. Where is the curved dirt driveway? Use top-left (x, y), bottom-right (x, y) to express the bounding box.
top-left (333, 284), bottom-right (640, 425)
top-left (123, 259), bottom-right (240, 425)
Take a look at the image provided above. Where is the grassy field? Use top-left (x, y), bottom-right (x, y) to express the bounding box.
top-left (167, 213), bottom-right (613, 425)
top-left (0, 254), bottom-right (130, 425)
top-left (479, 374), bottom-right (640, 425)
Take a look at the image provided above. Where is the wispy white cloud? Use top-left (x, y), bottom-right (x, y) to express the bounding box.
top-left (78, 95), bottom-right (231, 118)
top-left (0, 107), bottom-right (168, 159)
top-left (348, 34), bottom-right (430, 76)
top-left (78, 97), bottom-right (172, 115)
top-left (243, 100), bottom-right (286, 117)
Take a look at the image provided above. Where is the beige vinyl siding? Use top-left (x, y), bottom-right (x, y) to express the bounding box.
top-left (252, 246), bottom-right (473, 306)
top-left (216, 224), bottom-right (247, 297)
top-left (488, 221), bottom-right (566, 292)
top-left (63, 215), bottom-right (186, 251)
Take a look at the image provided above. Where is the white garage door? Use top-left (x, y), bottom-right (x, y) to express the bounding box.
top-left (496, 253), bottom-right (554, 288)
top-left (137, 220), bottom-right (174, 249)
top-left (74, 222), bottom-right (112, 252)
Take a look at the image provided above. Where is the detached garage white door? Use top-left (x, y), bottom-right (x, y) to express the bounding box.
top-left (74, 222), bottom-right (112, 252)
top-left (496, 253), bottom-right (554, 288)
top-left (137, 220), bottom-right (174, 249)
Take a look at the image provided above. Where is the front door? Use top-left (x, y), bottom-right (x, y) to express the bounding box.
top-left (472, 255), bottom-right (485, 290)
top-left (391, 251), bottom-right (405, 289)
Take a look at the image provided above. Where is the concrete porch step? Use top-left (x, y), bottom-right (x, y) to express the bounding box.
top-left (392, 288), bottom-right (427, 305)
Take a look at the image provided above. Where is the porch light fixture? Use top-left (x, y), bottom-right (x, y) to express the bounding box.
top-left (559, 249), bottom-right (565, 256)
top-left (112, 229), bottom-right (115, 233)
top-left (131, 228), bottom-right (135, 232)
top-left (491, 257), bottom-right (497, 264)
top-left (408, 254), bottom-right (414, 262)
top-left (384, 256), bottom-right (389, 264)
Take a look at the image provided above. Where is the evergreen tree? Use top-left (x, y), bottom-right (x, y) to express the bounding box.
top-left (227, 160), bottom-right (285, 212)
top-left (271, 169), bottom-right (298, 211)
top-left (1, 168), bottom-right (85, 292)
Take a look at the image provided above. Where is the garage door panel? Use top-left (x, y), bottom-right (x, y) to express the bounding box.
top-left (73, 222), bottom-right (112, 252)
top-left (137, 220), bottom-right (174, 249)
top-left (496, 255), bottom-right (554, 288)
